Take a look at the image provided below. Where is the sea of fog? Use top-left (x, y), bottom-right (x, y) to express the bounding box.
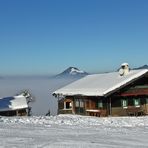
top-left (0, 77), bottom-right (77, 116)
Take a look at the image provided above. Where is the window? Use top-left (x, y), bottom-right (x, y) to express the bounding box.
top-left (80, 99), bottom-right (84, 107)
top-left (75, 98), bottom-right (85, 114)
top-left (97, 100), bottom-right (103, 108)
top-left (64, 101), bottom-right (72, 110)
top-left (134, 98), bottom-right (140, 107)
top-left (66, 102), bottom-right (72, 109)
top-left (75, 99), bottom-right (84, 107)
top-left (75, 99), bottom-right (79, 107)
top-left (122, 99), bottom-right (128, 108)
top-left (69, 102), bottom-right (72, 108)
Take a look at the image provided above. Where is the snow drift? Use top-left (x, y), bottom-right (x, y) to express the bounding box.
top-left (0, 115), bottom-right (148, 148)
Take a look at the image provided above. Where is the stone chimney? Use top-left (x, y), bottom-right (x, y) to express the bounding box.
top-left (119, 63), bottom-right (130, 76)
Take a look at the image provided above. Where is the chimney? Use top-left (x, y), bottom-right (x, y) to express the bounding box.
top-left (119, 63), bottom-right (130, 76)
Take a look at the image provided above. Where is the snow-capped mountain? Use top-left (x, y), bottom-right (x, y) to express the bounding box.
top-left (55, 67), bottom-right (88, 78)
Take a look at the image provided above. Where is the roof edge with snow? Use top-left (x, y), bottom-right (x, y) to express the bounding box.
top-left (53, 69), bottom-right (148, 97)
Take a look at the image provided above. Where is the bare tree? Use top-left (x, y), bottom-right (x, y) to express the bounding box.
top-left (17, 90), bottom-right (35, 116)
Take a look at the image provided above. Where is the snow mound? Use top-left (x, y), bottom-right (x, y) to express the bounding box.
top-left (0, 115), bottom-right (148, 128)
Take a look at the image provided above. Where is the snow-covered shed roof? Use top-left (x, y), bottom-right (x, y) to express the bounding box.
top-left (0, 95), bottom-right (28, 112)
top-left (53, 69), bottom-right (148, 97)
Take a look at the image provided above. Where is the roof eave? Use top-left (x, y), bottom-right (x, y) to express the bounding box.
top-left (103, 70), bottom-right (148, 97)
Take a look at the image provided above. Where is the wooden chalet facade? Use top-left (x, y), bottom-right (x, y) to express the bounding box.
top-left (53, 64), bottom-right (148, 117)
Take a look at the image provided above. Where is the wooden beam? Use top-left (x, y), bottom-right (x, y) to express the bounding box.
top-left (120, 88), bottom-right (148, 96)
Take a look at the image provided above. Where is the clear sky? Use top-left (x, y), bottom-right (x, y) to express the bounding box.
top-left (0, 0), bottom-right (148, 75)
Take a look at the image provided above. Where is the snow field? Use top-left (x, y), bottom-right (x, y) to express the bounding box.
top-left (0, 115), bottom-right (148, 148)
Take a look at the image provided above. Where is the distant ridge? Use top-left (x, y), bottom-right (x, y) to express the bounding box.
top-left (133, 65), bottom-right (148, 70)
top-left (54, 67), bottom-right (88, 78)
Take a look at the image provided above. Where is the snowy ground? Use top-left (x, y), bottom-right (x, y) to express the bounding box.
top-left (0, 115), bottom-right (148, 148)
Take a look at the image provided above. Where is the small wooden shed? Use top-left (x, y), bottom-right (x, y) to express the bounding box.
top-left (0, 95), bottom-right (28, 116)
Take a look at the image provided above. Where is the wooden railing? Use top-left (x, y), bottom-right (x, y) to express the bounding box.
top-left (86, 109), bottom-right (107, 117)
top-left (126, 106), bottom-right (145, 116)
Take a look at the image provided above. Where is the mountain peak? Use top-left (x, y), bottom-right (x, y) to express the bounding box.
top-left (65, 67), bottom-right (86, 75)
top-left (55, 67), bottom-right (88, 78)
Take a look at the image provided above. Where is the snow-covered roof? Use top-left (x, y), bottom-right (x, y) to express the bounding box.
top-left (53, 69), bottom-right (148, 97)
top-left (0, 95), bottom-right (28, 111)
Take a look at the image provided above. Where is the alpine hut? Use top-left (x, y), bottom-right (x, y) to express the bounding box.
top-left (53, 63), bottom-right (148, 117)
top-left (0, 95), bottom-right (28, 116)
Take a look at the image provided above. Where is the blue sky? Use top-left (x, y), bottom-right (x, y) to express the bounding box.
top-left (0, 0), bottom-right (148, 75)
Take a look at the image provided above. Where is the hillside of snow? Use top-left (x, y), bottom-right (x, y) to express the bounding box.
top-left (0, 115), bottom-right (148, 148)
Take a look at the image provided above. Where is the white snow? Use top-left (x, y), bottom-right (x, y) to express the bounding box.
top-left (0, 114), bottom-right (148, 147)
top-left (53, 69), bottom-right (148, 96)
top-left (0, 95), bottom-right (28, 111)
top-left (70, 68), bottom-right (85, 75)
